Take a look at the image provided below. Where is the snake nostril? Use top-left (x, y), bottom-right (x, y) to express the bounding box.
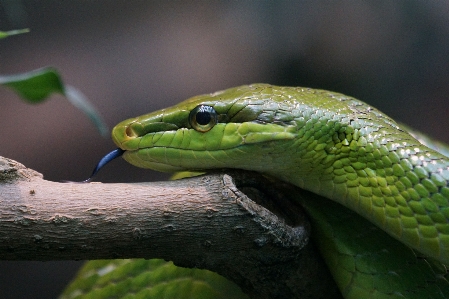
top-left (125, 126), bottom-right (138, 138)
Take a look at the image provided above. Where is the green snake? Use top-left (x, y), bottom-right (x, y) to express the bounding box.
top-left (62, 84), bottom-right (449, 299)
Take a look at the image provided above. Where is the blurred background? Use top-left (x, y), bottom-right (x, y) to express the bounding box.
top-left (1, 1), bottom-right (449, 298)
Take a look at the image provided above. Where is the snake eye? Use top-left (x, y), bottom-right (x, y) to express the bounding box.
top-left (189, 105), bottom-right (217, 132)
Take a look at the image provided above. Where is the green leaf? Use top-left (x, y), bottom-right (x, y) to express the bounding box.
top-left (0, 67), bottom-right (64, 102)
top-left (0, 67), bottom-right (109, 136)
top-left (0, 28), bottom-right (30, 39)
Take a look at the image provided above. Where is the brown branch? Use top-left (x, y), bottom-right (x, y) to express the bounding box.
top-left (0, 156), bottom-right (340, 299)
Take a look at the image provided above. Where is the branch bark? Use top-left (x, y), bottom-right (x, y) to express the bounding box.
top-left (0, 156), bottom-right (340, 299)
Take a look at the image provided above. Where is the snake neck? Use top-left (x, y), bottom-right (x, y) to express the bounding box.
top-left (268, 115), bottom-right (449, 265)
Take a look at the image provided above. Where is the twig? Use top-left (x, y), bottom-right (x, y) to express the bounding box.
top-left (0, 156), bottom-right (340, 299)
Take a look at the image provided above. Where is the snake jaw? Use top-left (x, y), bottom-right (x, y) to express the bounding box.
top-left (112, 119), bottom-right (299, 173)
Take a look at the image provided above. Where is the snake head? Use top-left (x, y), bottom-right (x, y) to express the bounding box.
top-left (111, 84), bottom-right (299, 173)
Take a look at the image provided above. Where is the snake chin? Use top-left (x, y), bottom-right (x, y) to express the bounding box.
top-left (122, 150), bottom-right (188, 172)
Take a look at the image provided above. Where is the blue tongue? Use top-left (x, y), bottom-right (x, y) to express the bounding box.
top-left (83, 148), bottom-right (124, 182)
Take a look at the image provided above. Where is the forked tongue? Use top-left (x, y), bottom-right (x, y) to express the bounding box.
top-left (82, 148), bottom-right (125, 182)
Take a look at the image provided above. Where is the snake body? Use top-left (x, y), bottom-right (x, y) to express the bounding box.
top-left (62, 84), bottom-right (449, 298)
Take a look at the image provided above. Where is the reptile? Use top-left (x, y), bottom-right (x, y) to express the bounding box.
top-left (61, 84), bottom-right (449, 299)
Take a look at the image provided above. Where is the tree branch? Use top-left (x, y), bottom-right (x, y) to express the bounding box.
top-left (0, 156), bottom-right (340, 299)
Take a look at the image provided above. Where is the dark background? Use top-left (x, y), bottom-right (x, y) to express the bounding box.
top-left (1, 1), bottom-right (449, 298)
